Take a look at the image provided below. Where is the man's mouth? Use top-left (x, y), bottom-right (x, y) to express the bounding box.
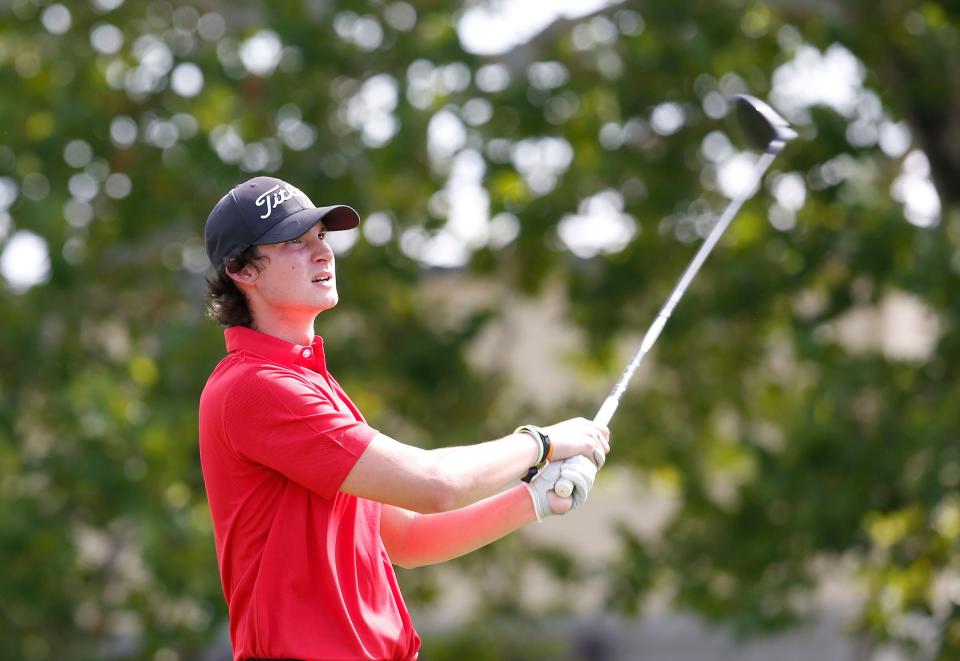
top-left (311, 274), bottom-right (333, 283)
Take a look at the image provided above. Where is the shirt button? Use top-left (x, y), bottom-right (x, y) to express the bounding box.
top-left (302, 349), bottom-right (312, 358)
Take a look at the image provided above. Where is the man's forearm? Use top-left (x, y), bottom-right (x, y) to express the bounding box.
top-left (341, 432), bottom-right (540, 513)
top-left (429, 434), bottom-right (542, 509)
top-left (381, 485), bottom-right (536, 569)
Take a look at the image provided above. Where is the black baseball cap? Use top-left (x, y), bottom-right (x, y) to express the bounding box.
top-left (204, 176), bottom-right (360, 269)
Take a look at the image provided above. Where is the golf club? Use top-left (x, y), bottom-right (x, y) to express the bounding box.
top-left (555, 94), bottom-right (797, 499)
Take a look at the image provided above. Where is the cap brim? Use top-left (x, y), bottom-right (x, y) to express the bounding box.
top-left (253, 205), bottom-right (360, 245)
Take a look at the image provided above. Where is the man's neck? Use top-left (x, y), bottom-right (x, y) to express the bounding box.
top-left (250, 308), bottom-right (317, 346)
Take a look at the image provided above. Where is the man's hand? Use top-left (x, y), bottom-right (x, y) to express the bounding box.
top-left (524, 455), bottom-right (600, 521)
top-left (555, 454), bottom-right (600, 510)
top-left (540, 417), bottom-right (610, 465)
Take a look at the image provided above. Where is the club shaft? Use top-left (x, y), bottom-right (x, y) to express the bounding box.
top-left (593, 150), bottom-right (778, 427)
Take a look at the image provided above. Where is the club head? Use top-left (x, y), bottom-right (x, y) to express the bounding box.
top-left (733, 94), bottom-right (798, 154)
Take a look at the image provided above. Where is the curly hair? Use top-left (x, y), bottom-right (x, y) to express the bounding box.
top-left (205, 245), bottom-right (266, 327)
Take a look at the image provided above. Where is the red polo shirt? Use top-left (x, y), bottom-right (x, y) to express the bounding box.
top-left (199, 326), bottom-right (420, 661)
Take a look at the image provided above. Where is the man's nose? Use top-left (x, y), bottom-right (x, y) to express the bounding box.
top-left (312, 237), bottom-right (334, 259)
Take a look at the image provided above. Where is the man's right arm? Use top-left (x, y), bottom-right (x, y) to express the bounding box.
top-left (339, 418), bottom-right (609, 513)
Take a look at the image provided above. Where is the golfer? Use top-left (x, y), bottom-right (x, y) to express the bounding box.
top-left (198, 176), bottom-right (610, 661)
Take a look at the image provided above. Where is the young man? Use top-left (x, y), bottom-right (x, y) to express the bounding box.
top-left (199, 176), bottom-right (610, 661)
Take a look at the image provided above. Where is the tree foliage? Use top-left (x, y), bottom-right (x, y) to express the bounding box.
top-left (1, 0), bottom-right (958, 658)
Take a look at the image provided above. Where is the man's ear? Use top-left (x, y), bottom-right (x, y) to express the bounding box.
top-left (225, 263), bottom-right (260, 288)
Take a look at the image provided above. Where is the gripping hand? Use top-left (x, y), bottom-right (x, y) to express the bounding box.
top-left (524, 455), bottom-right (599, 521)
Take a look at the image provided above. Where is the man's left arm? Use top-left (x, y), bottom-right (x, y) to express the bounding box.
top-left (380, 459), bottom-right (595, 569)
top-left (380, 486), bottom-right (539, 569)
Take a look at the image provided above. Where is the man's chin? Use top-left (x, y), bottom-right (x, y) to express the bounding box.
top-left (319, 292), bottom-right (339, 311)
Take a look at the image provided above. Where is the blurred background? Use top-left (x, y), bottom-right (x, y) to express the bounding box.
top-left (1, 0), bottom-right (959, 659)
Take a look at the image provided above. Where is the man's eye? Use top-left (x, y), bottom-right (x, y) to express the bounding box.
top-left (287, 238), bottom-right (301, 244)
top-left (318, 232), bottom-right (326, 240)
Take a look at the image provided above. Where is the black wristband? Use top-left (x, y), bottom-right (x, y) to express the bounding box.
top-left (516, 425), bottom-right (552, 483)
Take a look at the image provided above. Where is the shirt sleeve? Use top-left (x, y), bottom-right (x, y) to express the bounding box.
top-left (222, 366), bottom-right (378, 499)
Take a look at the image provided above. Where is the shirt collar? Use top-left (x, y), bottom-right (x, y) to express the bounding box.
top-left (224, 326), bottom-right (326, 371)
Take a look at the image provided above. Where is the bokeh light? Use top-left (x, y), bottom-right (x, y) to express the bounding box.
top-left (1, 230), bottom-right (51, 292)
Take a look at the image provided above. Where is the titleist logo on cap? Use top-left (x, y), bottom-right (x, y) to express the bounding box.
top-left (255, 183), bottom-right (308, 220)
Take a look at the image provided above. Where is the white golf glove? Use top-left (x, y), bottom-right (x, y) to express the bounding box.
top-left (559, 454), bottom-right (601, 510)
top-left (523, 455), bottom-right (599, 522)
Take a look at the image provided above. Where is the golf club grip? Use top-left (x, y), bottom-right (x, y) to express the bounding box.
top-left (594, 396), bottom-right (619, 427)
